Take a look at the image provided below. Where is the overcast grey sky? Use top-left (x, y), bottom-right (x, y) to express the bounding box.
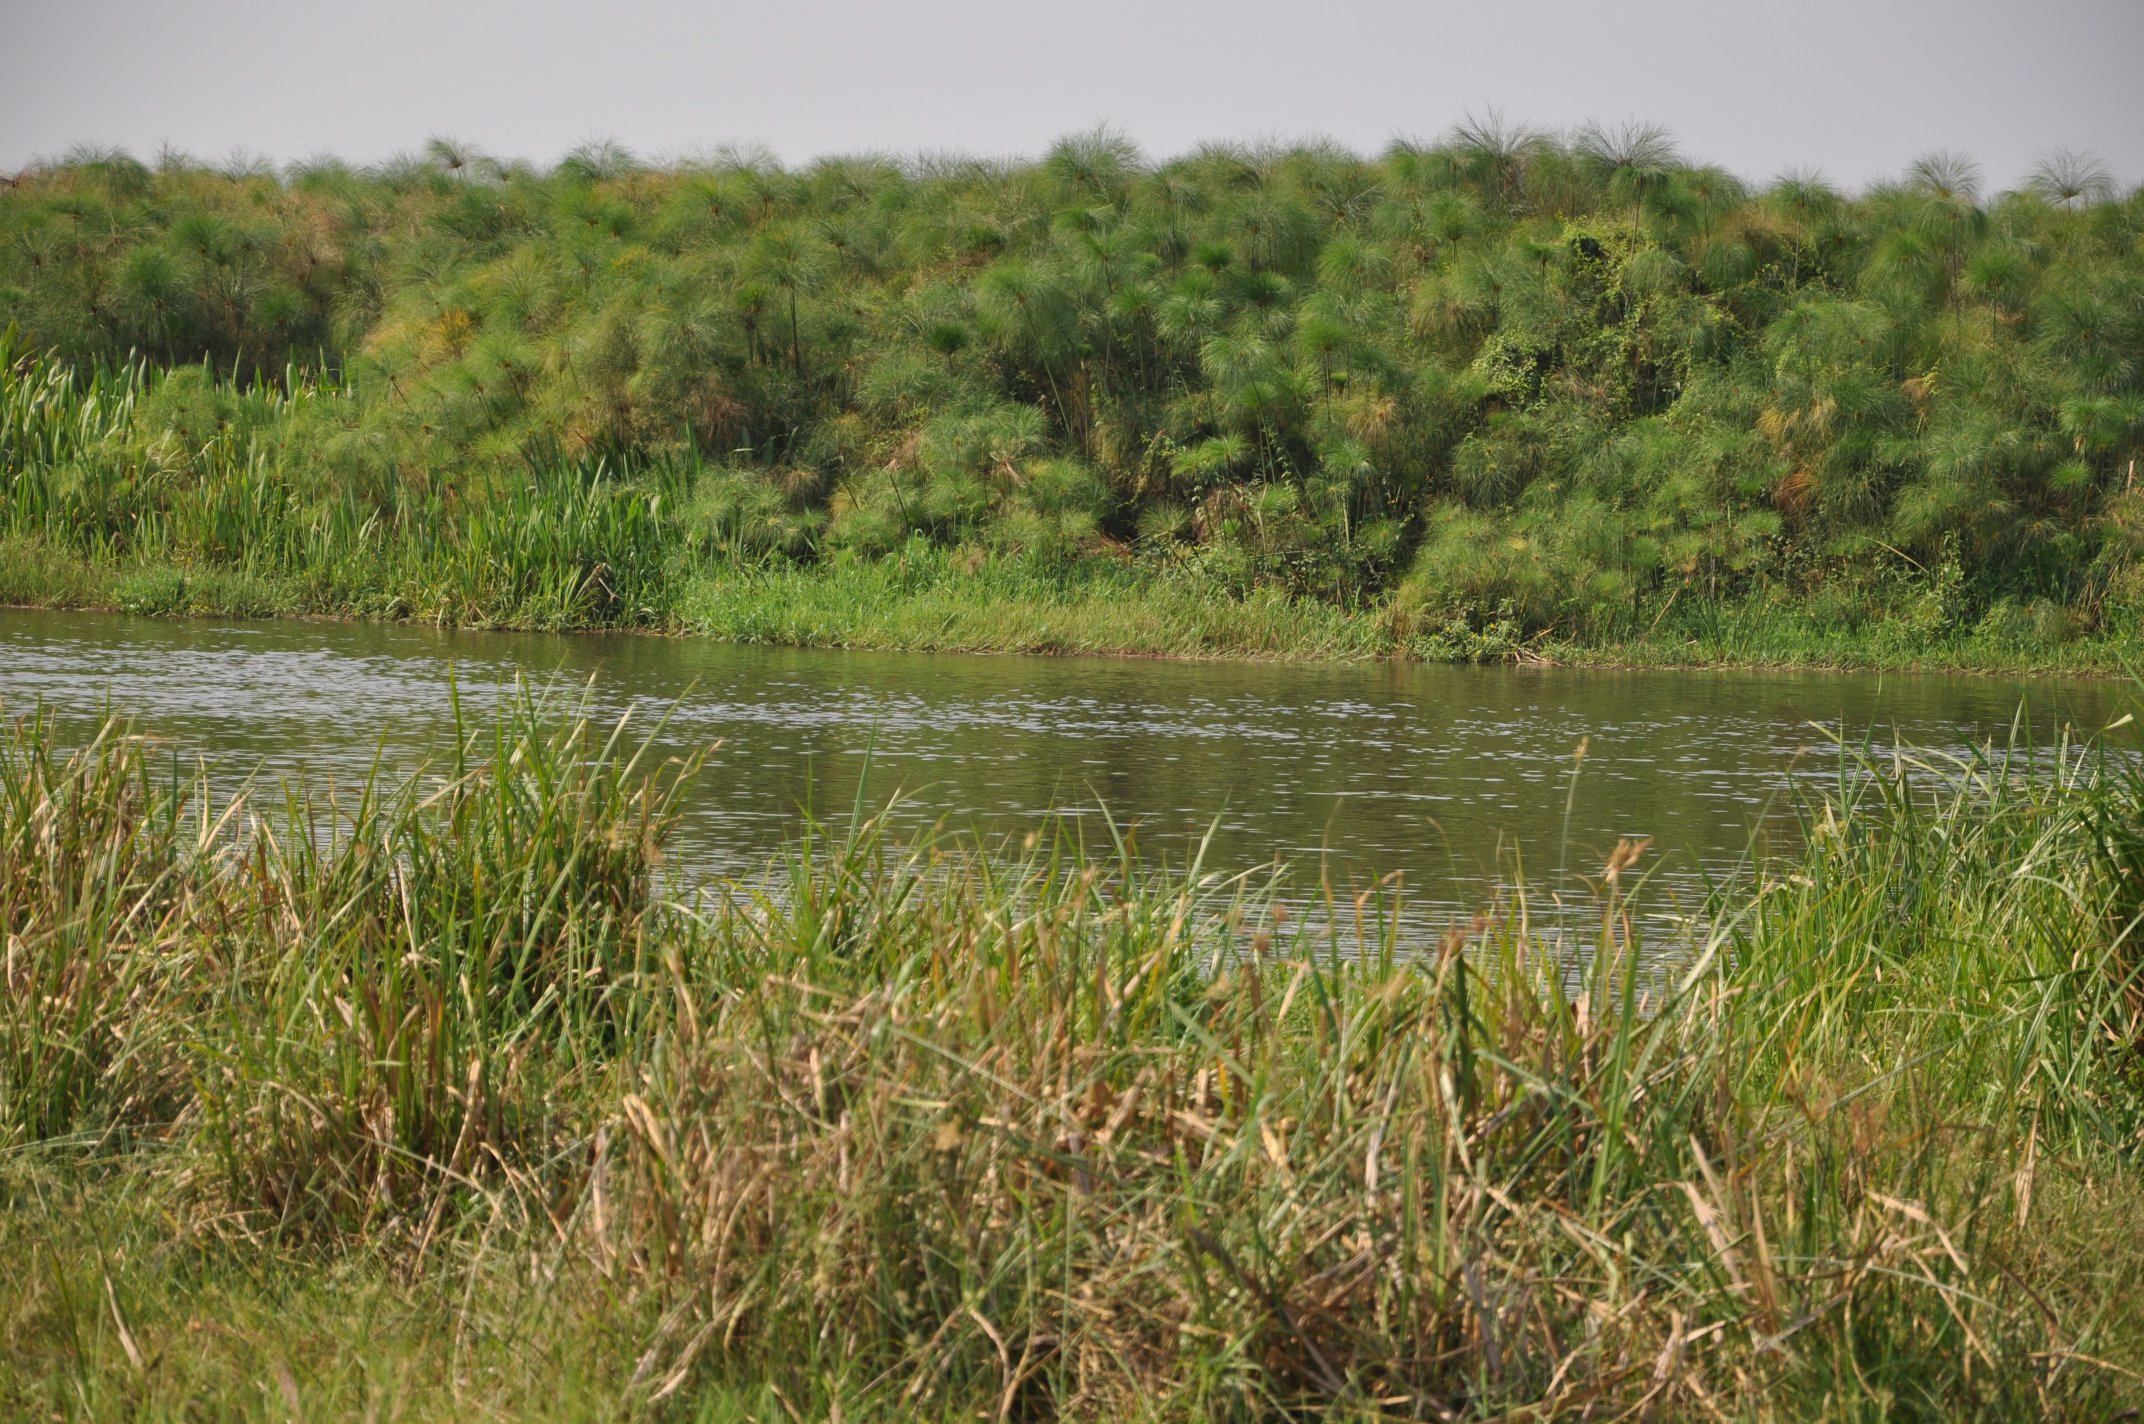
top-left (4, 0), bottom-right (2140, 192)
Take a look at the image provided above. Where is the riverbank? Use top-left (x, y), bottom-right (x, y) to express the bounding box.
top-left (4, 702), bottom-right (2143, 1419)
top-left (4, 530), bottom-right (2139, 677)
top-left (9, 129), bottom-right (2144, 690)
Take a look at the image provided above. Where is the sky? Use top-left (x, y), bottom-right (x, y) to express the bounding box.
top-left (4, 0), bottom-right (2141, 193)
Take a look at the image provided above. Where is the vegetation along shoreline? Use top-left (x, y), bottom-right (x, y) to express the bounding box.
top-left (4, 123), bottom-right (2141, 678)
top-left (2, 580), bottom-right (2140, 679)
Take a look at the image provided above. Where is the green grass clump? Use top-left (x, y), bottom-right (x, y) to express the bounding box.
top-left (0, 711), bottom-right (209, 1145)
top-left (3, 701), bottom-right (2144, 1418)
top-left (674, 543), bottom-right (1384, 659)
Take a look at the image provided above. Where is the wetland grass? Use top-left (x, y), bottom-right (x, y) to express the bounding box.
top-left (4, 699), bottom-right (2144, 1418)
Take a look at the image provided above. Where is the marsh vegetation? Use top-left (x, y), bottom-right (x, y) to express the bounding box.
top-left (3, 697), bottom-right (2144, 1418)
top-left (1, 124), bottom-right (2140, 667)
top-left (6, 116), bottom-right (2144, 1417)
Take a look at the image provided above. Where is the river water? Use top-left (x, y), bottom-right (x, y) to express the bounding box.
top-left (0, 608), bottom-right (2125, 943)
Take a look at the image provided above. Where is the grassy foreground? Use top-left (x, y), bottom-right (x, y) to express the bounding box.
top-left (4, 698), bottom-right (2144, 1420)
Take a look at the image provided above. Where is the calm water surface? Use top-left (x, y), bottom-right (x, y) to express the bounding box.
top-left (0, 608), bottom-right (2124, 940)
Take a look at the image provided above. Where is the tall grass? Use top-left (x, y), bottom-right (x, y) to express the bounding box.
top-left (0, 711), bottom-right (211, 1145)
top-left (0, 340), bottom-right (689, 630)
top-left (2, 700), bottom-right (2143, 1418)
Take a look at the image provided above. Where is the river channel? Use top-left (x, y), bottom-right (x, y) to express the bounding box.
top-left (0, 608), bottom-right (2125, 945)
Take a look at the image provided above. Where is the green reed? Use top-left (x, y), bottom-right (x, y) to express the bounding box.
top-left (1, 338), bottom-right (691, 628)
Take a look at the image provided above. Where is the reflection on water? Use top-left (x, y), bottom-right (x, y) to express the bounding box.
top-left (0, 608), bottom-right (2123, 945)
